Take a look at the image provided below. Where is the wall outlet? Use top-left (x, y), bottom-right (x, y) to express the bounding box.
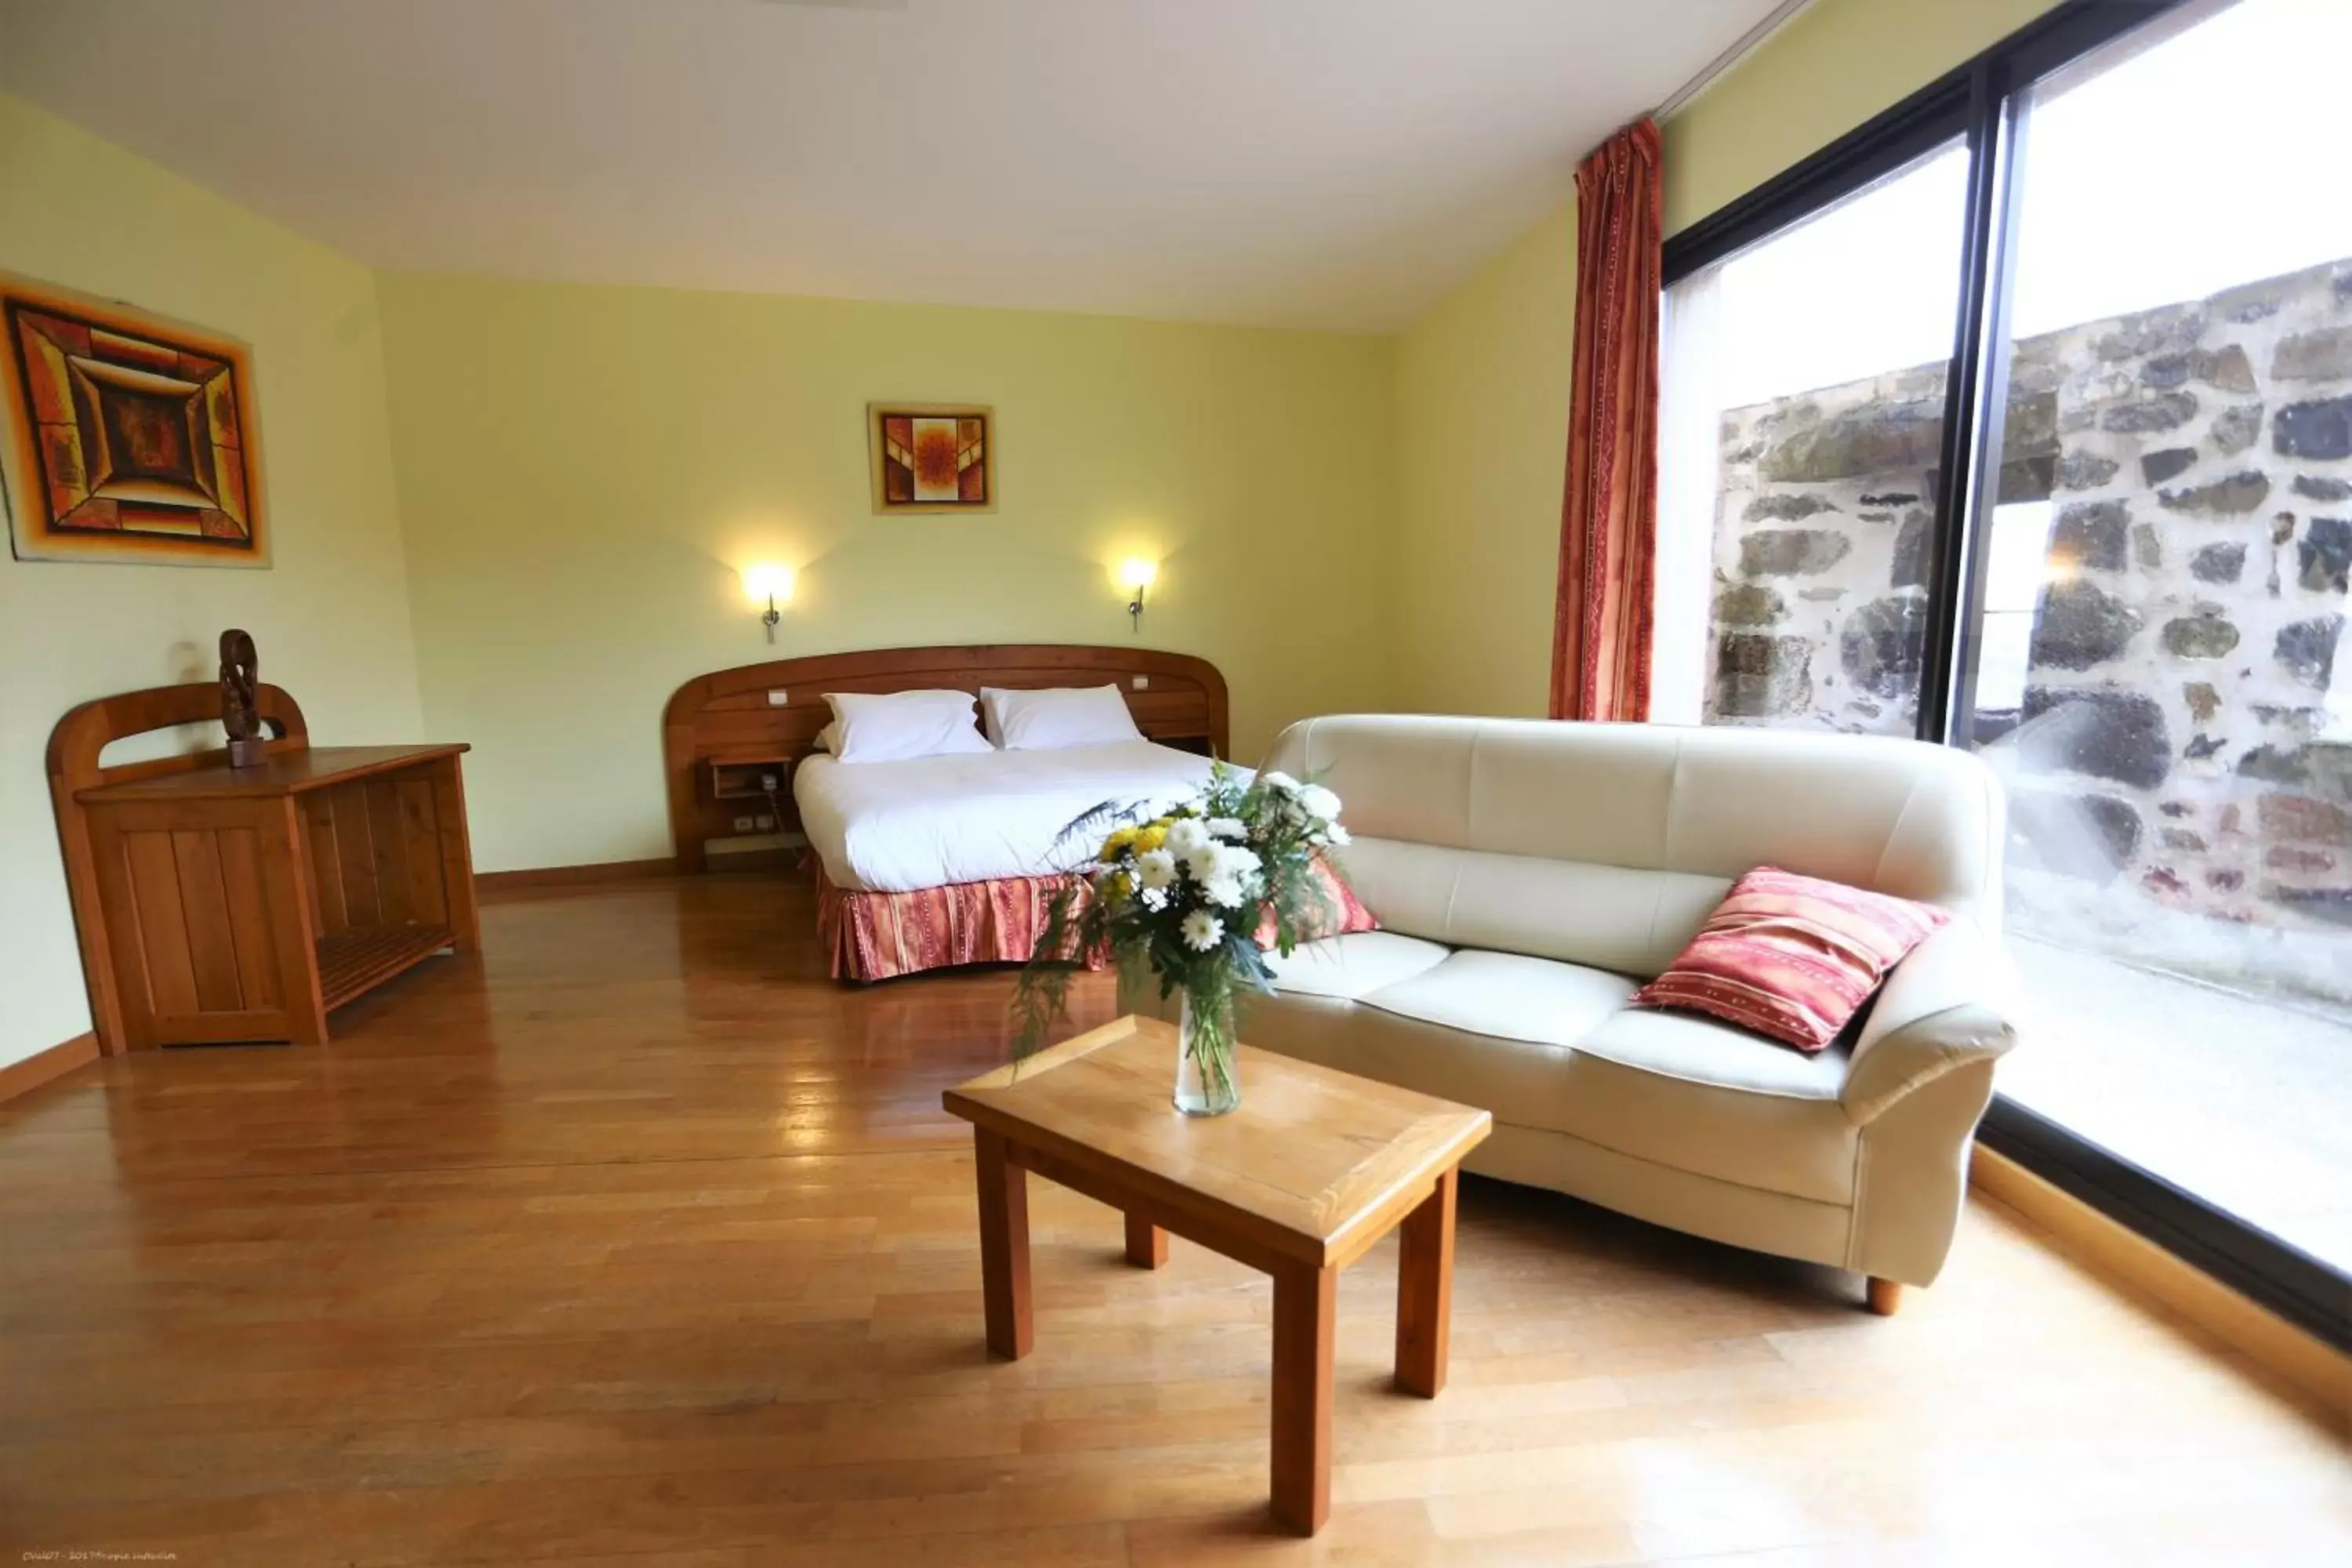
top-left (767, 689), bottom-right (789, 706)
top-left (1131, 675), bottom-right (1149, 690)
top-left (755, 814), bottom-right (775, 831)
top-left (733, 815), bottom-right (755, 832)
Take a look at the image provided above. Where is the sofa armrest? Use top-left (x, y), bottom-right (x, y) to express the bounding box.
top-left (1841, 920), bottom-right (2024, 1125)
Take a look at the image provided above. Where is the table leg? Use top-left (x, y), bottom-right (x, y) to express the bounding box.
top-left (974, 1128), bottom-right (1032, 1360)
top-left (1269, 1261), bottom-right (1336, 1535)
top-left (1123, 1212), bottom-right (1167, 1269)
top-left (1396, 1167), bottom-right (1457, 1398)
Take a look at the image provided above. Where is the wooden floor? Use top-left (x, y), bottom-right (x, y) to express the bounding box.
top-left (2, 874), bottom-right (2343, 1566)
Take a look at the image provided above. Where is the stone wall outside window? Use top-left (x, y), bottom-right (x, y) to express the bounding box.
top-left (1708, 258), bottom-right (2351, 1005)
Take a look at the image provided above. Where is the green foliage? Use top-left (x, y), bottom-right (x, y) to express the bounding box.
top-left (1007, 760), bottom-right (1352, 1068)
top-left (1006, 884), bottom-right (1085, 1064)
top-left (1044, 796), bottom-right (1153, 862)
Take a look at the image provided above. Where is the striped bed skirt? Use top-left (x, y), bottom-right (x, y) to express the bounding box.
top-left (815, 864), bottom-right (1105, 982)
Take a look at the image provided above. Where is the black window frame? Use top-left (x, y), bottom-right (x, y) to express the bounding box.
top-left (1661, 0), bottom-right (2350, 1352)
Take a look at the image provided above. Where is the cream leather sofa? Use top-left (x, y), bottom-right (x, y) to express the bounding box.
top-left (1183, 715), bottom-right (2019, 1309)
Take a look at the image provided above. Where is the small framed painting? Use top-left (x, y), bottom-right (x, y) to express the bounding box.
top-left (1, 270), bottom-right (270, 567)
top-left (869, 402), bottom-right (993, 514)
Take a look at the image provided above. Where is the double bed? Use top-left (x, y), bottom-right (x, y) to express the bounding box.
top-left (662, 644), bottom-right (1232, 980)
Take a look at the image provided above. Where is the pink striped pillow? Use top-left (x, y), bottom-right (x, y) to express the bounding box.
top-left (1632, 867), bottom-right (1948, 1053)
top-left (1254, 854), bottom-right (1378, 950)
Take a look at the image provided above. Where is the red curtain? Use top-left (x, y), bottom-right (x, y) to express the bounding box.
top-left (1549, 116), bottom-right (1663, 722)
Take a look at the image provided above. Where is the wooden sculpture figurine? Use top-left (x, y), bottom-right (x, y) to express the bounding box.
top-left (220, 628), bottom-right (267, 768)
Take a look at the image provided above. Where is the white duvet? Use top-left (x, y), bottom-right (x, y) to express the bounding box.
top-left (794, 741), bottom-right (1235, 893)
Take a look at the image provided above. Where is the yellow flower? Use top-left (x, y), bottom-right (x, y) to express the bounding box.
top-left (1098, 817), bottom-right (1177, 863)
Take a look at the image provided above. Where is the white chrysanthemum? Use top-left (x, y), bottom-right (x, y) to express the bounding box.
top-left (1165, 818), bottom-right (1210, 855)
top-left (1178, 845), bottom-right (1220, 884)
top-left (1298, 784), bottom-right (1341, 821)
top-left (1260, 770), bottom-right (1298, 792)
top-left (1206, 816), bottom-right (1247, 841)
top-left (1321, 822), bottom-right (1352, 847)
top-left (1136, 848), bottom-right (1178, 890)
top-left (1138, 886), bottom-right (1168, 911)
top-left (1197, 844), bottom-right (1261, 909)
top-left (1181, 910), bottom-right (1224, 951)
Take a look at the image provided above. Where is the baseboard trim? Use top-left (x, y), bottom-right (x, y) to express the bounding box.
top-left (0, 1032), bottom-right (100, 1108)
top-left (477, 850), bottom-right (804, 899)
top-left (1970, 1145), bottom-right (2350, 1417)
top-left (477, 858), bottom-right (678, 896)
top-left (704, 846), bottom-right (799, 875)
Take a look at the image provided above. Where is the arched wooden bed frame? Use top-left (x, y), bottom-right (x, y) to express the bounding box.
top-left (661, 643), bottom-right (1229, 872)
top-left (661, 644), bottom-right (1230, 982)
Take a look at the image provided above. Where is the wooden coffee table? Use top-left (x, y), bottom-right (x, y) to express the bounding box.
top-left (942, 1013), bottom-right (1492, 1535)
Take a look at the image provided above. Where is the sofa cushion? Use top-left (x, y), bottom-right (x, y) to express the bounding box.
top-left (1233, 987), bottom-right (1860, 1205)
top-left (1263, 931), bottom-right (1449, 1001)
top-left (1263, 716), bottom-right (2005, 979)
top-left (1538, 1006), bottom-right (1857, 1203)
top-left (1355, 947), bottom-right (1848, 1203)
top-left (1576, 1004), bottom-right (1849, 1101)
top-left (1229, 990), bottom-right (1588, 1151)
top-left (1359, 949), bottom-right (1638, 1047)
top-left (1340, 837), bottom-right (1732, 978)
top-left (1272, 715), bottom-right (2002, 913)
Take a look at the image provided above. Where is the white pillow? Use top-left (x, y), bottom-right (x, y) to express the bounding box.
top-left (812, 720), bottom-right (840, 753)
top-left (821, 689), bottom-right (993, 764)
top-left (982, 684), bottom-right (1145, 751)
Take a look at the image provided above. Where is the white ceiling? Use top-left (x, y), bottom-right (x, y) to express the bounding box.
top-left (0, 0), bottom-right (1781, 331)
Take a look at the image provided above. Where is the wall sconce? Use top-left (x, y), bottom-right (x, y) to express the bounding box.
top-left (1116, 558), bottom-right (1158, 633)
top-left (744, 564), bottom-right (794, 643)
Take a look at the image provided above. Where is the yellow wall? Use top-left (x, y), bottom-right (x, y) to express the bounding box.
top-left (0, 95), bottom-right (423, 1069)
top-left (1390, 204), bottom-right (1575, 717)
top-left (1661, 0), bottom-right (2063, 237)
top-left (1385, 0), bottom-right (2067, 718)
top-left (378, 273), bottom-right (1394, 873)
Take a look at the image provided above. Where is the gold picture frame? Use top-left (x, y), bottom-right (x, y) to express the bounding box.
top-left (1, 270), bottom-right (270, 567)
top-left (868, 401), bottom-right (995, 514)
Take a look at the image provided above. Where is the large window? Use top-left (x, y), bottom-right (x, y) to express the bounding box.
top-left (1661, 0), bottom-right (2350, 1341)
top-left (1654, 144), bottom-right (1967, 731)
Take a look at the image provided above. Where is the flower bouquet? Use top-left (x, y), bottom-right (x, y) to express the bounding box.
top-left (1011, 764), bottom-right (1351, 1115)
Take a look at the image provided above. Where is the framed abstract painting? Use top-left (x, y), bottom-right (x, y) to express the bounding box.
top-left (0, 272), bottom-right (270, 568)
top-left (869, 402), bottom-right (993, 514)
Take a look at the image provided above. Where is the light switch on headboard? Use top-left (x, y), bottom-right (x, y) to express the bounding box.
top-left (1131, 675), bottom-right (1149, 690)
top-left (767, 690), bottom-right (789, 706)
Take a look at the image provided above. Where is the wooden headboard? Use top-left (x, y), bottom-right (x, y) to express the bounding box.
top-left (661, 644), bottom-right (1230, 871)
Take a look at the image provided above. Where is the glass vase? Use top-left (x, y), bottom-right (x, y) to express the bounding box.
top-left (1174, 990), bottom-right (1242, 1116)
